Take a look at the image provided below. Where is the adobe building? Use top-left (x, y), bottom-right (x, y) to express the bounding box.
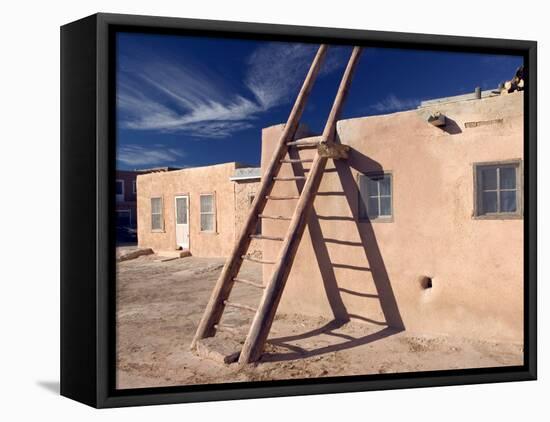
top-left (115, 170), bottom-right (141, 233)
top-left (115, 167), bottom-right (179, 241)
top-left (136, 162), bottom-right (261, 257)
top-left (261, 90), bottom-right (524, 343)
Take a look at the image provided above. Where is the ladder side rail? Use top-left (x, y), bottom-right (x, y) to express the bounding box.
top-left (320, 46), bottom-right (363, 146)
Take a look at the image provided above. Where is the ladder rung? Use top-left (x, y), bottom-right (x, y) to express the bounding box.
top-left (258, 214), bottom-right (291, 221)
top-left (280, 158), bottom-right (314, 163)
top-left (224, 300), bottom-right (257, 313)
top-left (250, 234), bottom-right (284, 241)
top-left (241, 255), bottom-right (276, 264)
top-left (214, 324), bottom-right (240, 335)
top-left (273, 176), bottom-right (306, 181)
top-left (266, 195), bottom-right (300, 200)
top-left (287, 136), bottom-right (321, 147)
top-left (286, 141), bottom-right (319, 147)
top-left (233, 278), bottom-right (264, 289)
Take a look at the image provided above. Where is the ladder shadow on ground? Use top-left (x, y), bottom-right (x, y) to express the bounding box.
top-left (262, 145), bottom-right (404, 363)
top-left (263, 323), bottom-right (399, 362)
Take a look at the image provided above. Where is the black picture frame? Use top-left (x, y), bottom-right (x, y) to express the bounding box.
top-left (60, 12), bottom-right (537, 408)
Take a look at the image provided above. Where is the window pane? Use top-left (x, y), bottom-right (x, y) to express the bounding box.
top-left (379, 176), bottom-right (391, 196)
top-left (151, 214), bottom-right (162, 230)
top-left (482, 191), bottom-right (498, 214)
top-left (359, 174), bottom-right (368, 194)
top-left (201, 214), bottom-right (213, 231)
top-left (500, 190), bottom-right (517, 212)
top-left (500, 167), bottom-right (516, 189)
top-left (116, 181), bottom-right (123, 195)
top-left (151, 198), bottom-right (161, 214)
top-left (481, 168), bottom-right (497, 190)
top-left (358, 176), bottom-right (368, 219)
top-left (380, 197), bottom-right (392, 216)
top-left (367, 197), bottom-right (379, 218)
top-left (367, 177), bottom-right (379, 197)
top-left (358, 193), bottom-right (368, 220)
top-left (176, 198), bottom-right (188, 224)
top-left (200, 195), bottom-right (213, 213)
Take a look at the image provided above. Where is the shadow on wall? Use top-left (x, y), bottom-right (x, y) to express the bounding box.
top-left (439, 117), bottom-right (463, 135)
top-left (335, 146), bottom-right (405, 330)
top-left (264, 143), bottom-right (404, 362)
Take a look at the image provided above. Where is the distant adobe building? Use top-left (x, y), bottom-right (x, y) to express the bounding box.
top-left (136, 163), bottom-right (262, 257)
top-left (262, 90), bottom-right (524, 343)
top-left (115, 167), bottom-right (179, 243)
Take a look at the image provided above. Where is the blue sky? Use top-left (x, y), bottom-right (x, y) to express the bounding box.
top-left (116, 32), bottom-right (522, 170)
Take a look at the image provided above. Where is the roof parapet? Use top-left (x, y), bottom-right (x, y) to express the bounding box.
top-left (418, 87), bottom-right (501, 109)
top-left (230, 167), bottom-right (261, 181)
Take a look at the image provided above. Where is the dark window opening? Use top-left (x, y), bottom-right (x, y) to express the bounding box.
top-left (358, 173), bottom-right (393, 221)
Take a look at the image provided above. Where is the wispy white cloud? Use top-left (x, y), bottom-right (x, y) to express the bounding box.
top-left (178, 121), bottom-right (255, 138)
top-left (245, 43), bottom-right (348, 109)
top-left (118, 43), bottom-right (346, 138)
top-left (117, 58), bottom-right (260, 137)
top-left (117, 144), bottom-right (185, 166)
top-left (370, 94), bottom-right (420, 113)
top-left (245, 43), bottom-right (316, 109)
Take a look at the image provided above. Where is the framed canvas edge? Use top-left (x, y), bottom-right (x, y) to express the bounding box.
top-left (60, 13), bottom-right (99, 408)
top-left (61, 12), bottom-right (537, 409)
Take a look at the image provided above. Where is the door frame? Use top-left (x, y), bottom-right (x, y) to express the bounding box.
top-left (174, 194), bottom-right (190, 250)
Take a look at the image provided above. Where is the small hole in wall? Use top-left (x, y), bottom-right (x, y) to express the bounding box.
top-left (420, 276), bottom-right (433, 290)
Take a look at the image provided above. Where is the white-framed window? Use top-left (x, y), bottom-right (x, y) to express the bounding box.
top-left (474, 161), bottom-right (522, 218)
top-left (200, 193), bottom-right (216, 232)
top-left (115, 179), bottom-right (125, 202)
top-left (151, 197), bottom-right (164, 231)
top-left (358, 173), bottom-right (393, 221)
top-left (132, 180), bottom-right (137, 194)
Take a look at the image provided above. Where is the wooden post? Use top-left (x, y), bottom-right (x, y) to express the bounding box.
top-left (191, 45), bottom-right (328, 350)
top-left (319, 47), bottom-right (363, 146)
top-left (238, 47), bottom-right (363, 364)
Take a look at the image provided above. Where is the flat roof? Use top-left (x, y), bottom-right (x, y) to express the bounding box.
top-left (418, 88), bottom-right (501, 108)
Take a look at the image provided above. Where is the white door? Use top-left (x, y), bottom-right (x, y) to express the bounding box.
top-left (175, 196), bottom-right (189, 249)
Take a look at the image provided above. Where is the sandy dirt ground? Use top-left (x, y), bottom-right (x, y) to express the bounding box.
top-left (116, 254), bottom-right (523, 389)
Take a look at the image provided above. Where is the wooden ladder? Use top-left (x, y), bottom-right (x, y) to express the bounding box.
top-left (191, 45), bottom-right (363, 364)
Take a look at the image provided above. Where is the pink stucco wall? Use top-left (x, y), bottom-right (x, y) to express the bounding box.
top-left (261, 91), bottom-right (524, 342)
